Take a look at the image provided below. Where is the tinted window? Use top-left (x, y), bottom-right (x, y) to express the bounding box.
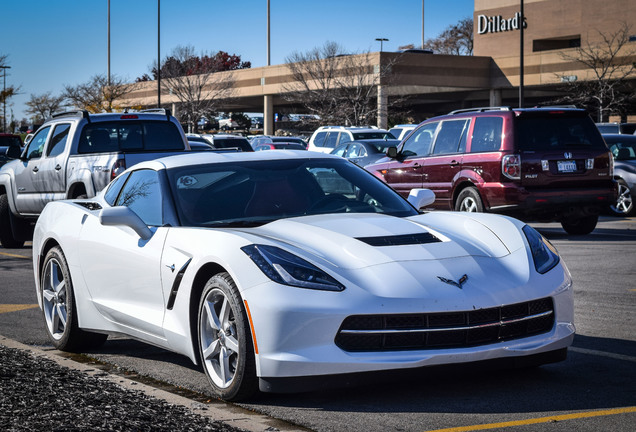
top-left (470, 117), bottom-right (503, 152)
top-left (78, 121), bottom-right (183, 153)
top-left (516, 115), bottom-right (606, 150)
top-left (47, 124), bottom-right (71, 157)
top-left (104, 172), bottom-right (131, 205)
top-left (26, 126), bottom-right (51, 160)
top-left (432, 120), bottom-right (469, 154)
top-left (0, 136), bottom-right (21, 147)
top-left (115, 169), bottom-right (163, 226)
top-left (313, 131), bottom-right (328, 147)
top-left (605, 136), bottom-right (636, 160)
top-left (352, 132), bottom-right (392, 140)
top-left (401, 122), bottom-right (438, 157)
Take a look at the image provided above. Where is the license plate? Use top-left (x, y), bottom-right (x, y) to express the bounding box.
top-left (557, 160), bottom-right (577, 173)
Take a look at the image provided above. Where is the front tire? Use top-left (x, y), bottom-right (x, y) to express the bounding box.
top-left (41, 246), bottom-right (107, 351)
top-left (561, 214), bottom-right (598, 235)
top-left (455, 187), bottom-right (484, 212)
top-left (609, 179), bottom-right (633, 216)
top-left (198, 273), bottom-right (257, 401)
top-left (0, 193), bottom-right (24, 248)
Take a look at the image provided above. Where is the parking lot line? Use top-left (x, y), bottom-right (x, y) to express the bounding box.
top-left (570, 346), bottom-right (636, 363)
top-left (423, 406), bottom-right (636, 432)
top-left (0, 304), bottom-right (39, 314)
top-left (0, 251), bottom-right (30, 259)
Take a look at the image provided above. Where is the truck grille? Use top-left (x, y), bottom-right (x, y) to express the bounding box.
top-left (335, 298), bottom-right (554, 352)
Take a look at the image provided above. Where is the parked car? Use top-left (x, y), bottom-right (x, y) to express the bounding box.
top-left (365, 107), bottom-right (616, 235)
top-left (0, 134), bottom-right (22, 168)
top-left (254, 142), bottom-right (306, 151)
top-left (250, 135), bottom-right (308, 149)
top-left (307, 126), bottom-right (393, 153)
top-left (596, 122), bottom-right (636, 135)
top-left (0, 109), bottom-right (190, 248)
top-left (204, 134), bottom-right (253, 152)
top-left (388, 124), bottom-right (417, 140)
top-left (331, 138), bottom-right (401, 166)
top-left (602, 133), bottom-right (636, 216)
top-left (33, 150), bottom-right (573, 401)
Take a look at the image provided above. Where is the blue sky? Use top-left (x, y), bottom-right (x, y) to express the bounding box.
top-left (1, 0), bottom-right (474, 122)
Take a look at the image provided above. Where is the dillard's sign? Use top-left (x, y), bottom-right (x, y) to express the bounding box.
top-left (477, 12), bottom-right (527, 35)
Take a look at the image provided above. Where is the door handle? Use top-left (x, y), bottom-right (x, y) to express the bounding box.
top-left (449, 160), bottom-right (459, 166)
top-left (32, 166), bottom-right (39, 173)
top-left (55, 164), bottom-right (62, 171)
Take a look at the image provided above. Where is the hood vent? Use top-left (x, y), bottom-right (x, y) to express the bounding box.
top-left (356, 232), bottom-right (441, 247)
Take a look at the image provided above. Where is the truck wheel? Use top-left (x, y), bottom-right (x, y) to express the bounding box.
top-left (561, 215), bottom-right (598, 235)
top-left (455, 187), bottom-right (484, 212)
top-left (0, 194), bottom-right (24, 248)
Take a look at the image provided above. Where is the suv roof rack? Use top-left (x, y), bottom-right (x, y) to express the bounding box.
top-left (533, 105), bottom-right (578, 109)
top-left (50, 110), bottom-right (91, 122)
top-left (449, 107), bottom-right (512, 115)
top-left (140, 108), bottom-right (172, 118)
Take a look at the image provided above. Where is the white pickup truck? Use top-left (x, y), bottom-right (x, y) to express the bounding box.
top-left (0, 109), bottom-right (191, 248)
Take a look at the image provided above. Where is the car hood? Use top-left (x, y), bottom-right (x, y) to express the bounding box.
top-left (242, 212), bottom-right (524, 270)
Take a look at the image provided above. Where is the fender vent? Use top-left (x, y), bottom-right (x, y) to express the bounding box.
top-left (74, 202), bottom-right (102, 211)
top-left (355, 232), bottom-right (441, 247)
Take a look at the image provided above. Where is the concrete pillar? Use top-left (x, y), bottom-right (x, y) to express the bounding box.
top-left (264, 95), bottom-right (274, 135)
top-left (377, 85), bottom-right (388, 130)
top-left (489, 88), bottom-right (502, 107)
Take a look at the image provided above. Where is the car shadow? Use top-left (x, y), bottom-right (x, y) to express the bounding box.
top-left (240, 334), bottom-right (636, 414)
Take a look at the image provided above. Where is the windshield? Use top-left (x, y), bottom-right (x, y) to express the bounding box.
top-left (167, 158), bottom-right (418, 227)
top-left (605, 136), bottom-right (636, 161)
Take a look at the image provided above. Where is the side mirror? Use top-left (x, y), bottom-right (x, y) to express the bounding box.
top-left (6, 143), bottom-right (22, 159)
top-left (386, 146), bottom-right (398, 158)
top-left (99, 206), bottom-right (153, 240)
top-left (408, 188), bottom-right (435, 210)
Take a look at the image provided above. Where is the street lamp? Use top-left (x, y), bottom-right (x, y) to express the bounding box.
top-left (0, 66), bottom-right (10, 133)
top-left (375, 38), bottom-right (389, 52)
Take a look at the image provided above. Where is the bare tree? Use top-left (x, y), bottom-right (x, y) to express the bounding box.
top-left (63, 74), bottom-right (136, 113)
top-left (556, 23), bottom-right (636, 121)
top-left (25, 92), bottom-right (66, 122)
top-left (283, 42), bottom-right (400, 126)
top-left (421, 17), bottom-right (473, 55)
top-left (0, 54), bottom-right (21, 131)
top-left (159, 45), bottom-right (240, 132)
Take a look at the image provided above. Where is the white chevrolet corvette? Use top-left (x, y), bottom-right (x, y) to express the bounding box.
top-left (32, 151), bottom-right (574, 400)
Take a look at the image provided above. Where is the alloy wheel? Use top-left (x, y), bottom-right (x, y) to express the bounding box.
top-left (42, 258), bottom-right (68, 340)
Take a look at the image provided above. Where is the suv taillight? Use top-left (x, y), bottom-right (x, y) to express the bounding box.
top-left (111, 158), bottom-right (126, 180)
top-left (608, 152), bottom-right (614, 177)
top-left (502, 154), bottom-right (521, 180)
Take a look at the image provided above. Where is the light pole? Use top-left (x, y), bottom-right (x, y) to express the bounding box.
top-left (375, 38), bottom-right (389, 52)
top-left (157, 0), bottom-right (161, 107)
top-left (0, 66), bottom-right (10, 133)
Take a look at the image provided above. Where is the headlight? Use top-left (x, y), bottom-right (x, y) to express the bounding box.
top-left (522, 225), bottom-right (560, 274)
top-left (242, 244), bottom-right (345, 291)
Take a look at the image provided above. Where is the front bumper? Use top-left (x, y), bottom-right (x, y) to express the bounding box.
top-left (242, 252), bottom-right (575, 382)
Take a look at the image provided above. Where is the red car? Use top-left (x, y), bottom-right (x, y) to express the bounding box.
top-left (365, 107), bottom-right (616, 235)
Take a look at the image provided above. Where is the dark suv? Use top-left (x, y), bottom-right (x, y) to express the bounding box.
top-left (365, 107), bottom-right (616, 235)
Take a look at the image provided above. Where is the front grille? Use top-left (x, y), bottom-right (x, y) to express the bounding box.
top-left (335, 297), bottom-right (554, 352)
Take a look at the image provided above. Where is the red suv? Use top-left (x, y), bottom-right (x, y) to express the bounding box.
top-left (365, 107), bottom-right (616, 235)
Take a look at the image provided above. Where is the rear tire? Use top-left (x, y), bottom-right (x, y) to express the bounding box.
top-left (198, 272), bottom-right (258, 401)
top-left (40, 246), bottom-right (107, 351)
top-left (455, 187), bottom-right (484, 212)
top-left (561, 214), bottom-right (598, 235)
top-left (0, 193), bottom-right (24, 248)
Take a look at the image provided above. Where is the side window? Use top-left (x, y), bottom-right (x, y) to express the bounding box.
top-left (432, 120), bottom-right (469, 155)
top-left (338, 133), bottom-right (352, 145)
top-left (345, 143), bottom-right (362, 158)
top-left (401, 122), bottom-right (438, 157)
top-left (324, 132), bottom-right (339, 149)
top-left (47, 123), bottom-right (71, 157)
top-left (313, 131), bottom-right (328, 147)
top-left (470, 117), bottom-right (503, 153)
top-left (25, 126), bottom-right (51, 160)
top-left (115, 169), bottom-right (163, 226)
top-left (104, 172), bottom-right (131, 206)
top-left (332, 145), bottom-right (348, 157)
